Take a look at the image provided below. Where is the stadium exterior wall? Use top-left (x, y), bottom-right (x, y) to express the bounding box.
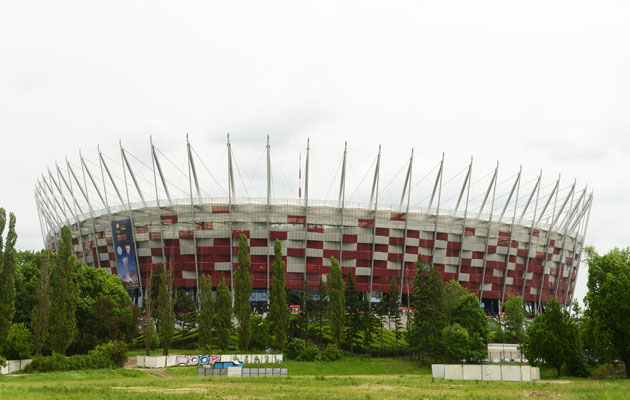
top-left (42, 199), bottom-right (583, 311)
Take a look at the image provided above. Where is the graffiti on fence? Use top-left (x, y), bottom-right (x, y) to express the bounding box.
top-left (176, 354), bottom-right (283, 366)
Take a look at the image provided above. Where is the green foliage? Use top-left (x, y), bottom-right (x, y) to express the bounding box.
top-left (48, 226), bottom-right (77, 355)
top-left (174, 289), bottom-right (197, 333)
top-left (143, 269), bottom-right (155, 356)
top-left (72, 261), bottom-right (138, 353)
top-left (248, 314), bottom-right (271, 352)
top-left (441, 323), bottom-right (469, 363)
top-left (198, 274), bottom-right (214, 352)
top-left (319, 343), bottom-right (344, 361)
top-left (32, 251), bottom-right (52, 356)
top-left (215, 276), bottom-right (233, 350)
top-left (443, 280), bottom-right (468, 320)
top-left (503, 295), bottom-right (525, 344)
top-left (286, 338), bottom-right (344, 362)
top-left (524, 299), bottom-right (571, 376)
top-left (13, 250), bottom-right (41, 329)
top-left (450, 293), bottom-right (489, 361)
top-left (156, 263), bottom-right (176, 356)
top-left (233, 234), bottom-right (253, 351)
top-left (297, 276), bottom-right (312, 341)
top-left (385, 278), bottom-right (403, 346)
top-left (327, 257), bottom-right (345, 345)
top-left (0, 355), bottom-right (5, 368)
top-left (584, 247), bottom-right (630, 378)
top-left (286, 337), bottom-right (306, 360)
top-left (343, 272), bottom-right (363, 352)
top-left (268, 239), bottom-right (288, 351)
top-left (2, 323), bottom-right (33, 360)
top-left (0, 208), bottom-right (18, 354)
top-left (24, 341), bottom-right (128, 372)
top-left (409, 262), bottom-right (445, 362)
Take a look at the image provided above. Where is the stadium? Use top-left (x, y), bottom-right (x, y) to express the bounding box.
top-left (34, 136), bottom-right (592, 315)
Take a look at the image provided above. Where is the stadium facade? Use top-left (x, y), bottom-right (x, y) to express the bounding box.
top-left (35, 136), bottom-right (593, 314)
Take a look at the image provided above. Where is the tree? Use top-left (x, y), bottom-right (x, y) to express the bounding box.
top-left (443, 280), bottom-right (468, 321)
top-left (156, 263), bottom-right (176, 356)
top-left (32, 251), bottom-right (52, 356)
top-left (198, 274), bottom-right (215, 352)
top-left (14, 250), bottom-right (41, 329)
top-left (233, 234), bottom-right (253, 351)
top-left (268, 239), bottom-right (287, 350)
top-left (503, 295), bottom-right (525, 344)
top-left (174, 289), bottom-right (197, 333)
top-left (1, 323), bottom-right (33, 360)
top-left (215, 276), bottom-right (233, 350)
top-left (0, 208), bottom-right (17, 353)
top-left (442, 323), bottom-right (470, 363)
top-left (316, 276), bottom-right (328, 340)
top-left (297, 276), bottom-right (312, 341)
top-left (327, 257), bottom-right (345, 345)
top-left (523, 298), bottom-right (569, 376)
top-left (386, 278), bottom-right (403, 346)
top-left (344, 271), bottom-right (363, 352)
top-left (584, 247), bottom-right (630, 377)
top-left (451, 293), bottom-right (489, 361)
top-left (409, 262), bottom-right (445, 362)
top-left (48, 226), bottom-right (77, 355)
top-left (143, 268), bottom-right (155, 356)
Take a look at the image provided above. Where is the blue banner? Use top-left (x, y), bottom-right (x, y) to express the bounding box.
top-left (111, 219), bottom-right (139, 287)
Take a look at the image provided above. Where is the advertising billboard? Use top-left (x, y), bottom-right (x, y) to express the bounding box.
top-left (111, 219), bottom-right (139, 287)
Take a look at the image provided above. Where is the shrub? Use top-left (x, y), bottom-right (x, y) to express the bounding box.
top-left (298, 343), bottom-right (320, 361)
top-left (286, 338), bottom-right (306, 360)
top-left (2, 323), bottom-right (33, 360)
top-left (319, 344), bottom-right (343, 361)
top-left (0, 356), bottom-right (6, 368)
top-left (23, 341), bottom-right (128, 372)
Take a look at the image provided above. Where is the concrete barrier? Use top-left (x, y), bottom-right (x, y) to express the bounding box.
top-left (444, 364), bottom-right (463, 380)
top-left (139, 354), bottom-right (283, 369)
top-left (463, 364), bottom-right (482, 380)
top-left (0, 359), bottom-right (32, 375)
top-left (431, 364), bottom-right (445, 379)
top-left (433, 364), bottom-right (539, 382)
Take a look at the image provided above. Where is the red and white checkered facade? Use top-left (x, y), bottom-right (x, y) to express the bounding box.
top-left (57, 200), bottom-right (582, 307)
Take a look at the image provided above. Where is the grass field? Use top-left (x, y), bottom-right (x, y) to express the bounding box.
top-left (1, 358), bottom-right (629, 399)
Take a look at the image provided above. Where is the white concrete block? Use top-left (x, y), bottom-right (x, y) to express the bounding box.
top-left (431, 364), bottom-right (445, 379)
top-left (482, 365), bottom-right (501, 381)
top-left (227, 366), bottom-right (243, 377)
top-left (444, 364), bottom-right (463, 380)
top-left (521, 366), bottom-right (531, 381)
top-left (463, 364), bottom-right (482, 380)
top-left (136, 356), bottom-right (145, 368)
top-left (501, 365), bottom-right (522, 381)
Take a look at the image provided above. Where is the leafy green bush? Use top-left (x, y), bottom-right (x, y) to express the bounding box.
top-left (2, 323), bottom-right (33, 360)
top-left (298, 343), bottom-right (320, 361)
top-left (318, 344), bottom-right (343, 361)
top-left (286, 338), bottom-right (306, 360)
top-left (0, 355), bottom-right (6, 368)
top-left (23, 341), bottom-right (128, 372)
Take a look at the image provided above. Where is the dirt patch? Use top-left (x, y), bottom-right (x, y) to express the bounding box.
top-left (112, 387), bottom-right (205, 393)
top-left (138, 368), bottom-right (171, 378)
top-left (536, 380), bottom-right (571, 384)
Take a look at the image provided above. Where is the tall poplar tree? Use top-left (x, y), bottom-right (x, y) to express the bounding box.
top-left (327, 257), bottom-right (345, 345)
top-left (48, 226), bottom-right (77, 355)
top-left (234, 234), bottom-right (253, 350)
top-left (198, 274), bottom-right (215, 352)
top-left (157, 263), bottom-right (176, 356)
top-left (143, 268), bottom-right (154, 356)
top-left (344, 271), bottom-right (362, 352)
top-left (215, 276), bottom-right (233, 350)
top-left (410, 262), bottom-right (445, 362)
top-left (268, 239), bottom-right (287, 351)
top-left (0, 209), bottom-right (17, 353)
top-left (32, 251), bottom-right (52, 356)
top-left (316, 276), bottom-right (328, 340)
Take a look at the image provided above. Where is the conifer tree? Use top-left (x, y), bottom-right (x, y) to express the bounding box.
top-left (32, 251), bottom-right (52, 356)
top-left (409, 262), bottom-right (445, 362)
top-left (216, 276), bottom-right (233, 350)
top-left (387, 278), bottom-right (403, 347)
top-left (327, 257), bottom-right (345, 345)
top-left (316, 276), bottom-right (328, 340)
top-left (344, 271), bottom-right (362, 352)
top-left (0, 209), bottom-right (17, 353)
top-left (48, 226), bottom-right (77, 355)
top-left (157, 263), bottom-right (176, 356)
top-left (198, 274), bottom-right (215, 352)
top-left (234, 234), bottom-right (253, 350)
top-left (268, 239), bottom-right (287, 351)
top-left (143, 268), bottom-right (154, 356)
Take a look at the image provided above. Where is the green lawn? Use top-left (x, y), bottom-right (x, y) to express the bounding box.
top-left (1, 358), bottom-right (629, 399)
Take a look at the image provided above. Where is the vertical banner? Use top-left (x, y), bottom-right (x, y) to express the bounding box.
top-left (111, 219), bottom-right (139, 287)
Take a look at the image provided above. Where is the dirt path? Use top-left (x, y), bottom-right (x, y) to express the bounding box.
top-left (139, 368), bottom-right (172, 378)
top-left (124, 356), bottom-right (137, 369)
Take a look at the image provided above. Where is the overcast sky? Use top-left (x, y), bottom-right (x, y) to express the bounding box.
top-left (1, 1), bottom-right (629, 304)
